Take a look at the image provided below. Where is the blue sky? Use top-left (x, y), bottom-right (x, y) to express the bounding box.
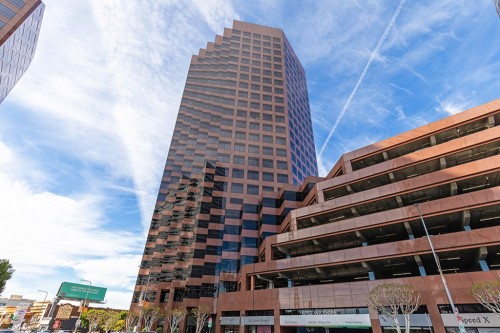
top-left (0, 0), bottom-right (498, 309)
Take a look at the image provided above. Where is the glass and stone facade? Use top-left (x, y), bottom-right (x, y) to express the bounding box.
top-left (0, 0), bottom-right (44, 103)
top-left (132, 21), bottom-right (318, 332)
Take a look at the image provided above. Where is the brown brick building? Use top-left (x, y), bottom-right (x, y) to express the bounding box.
top-left (132, 21), bottom-right (318, 333)
top-left (132, 19), bottom-right (500, 333)
top-left (217, 99), bottom-right (500, 333)
top-left (0, 0), bottom-right (44, 103)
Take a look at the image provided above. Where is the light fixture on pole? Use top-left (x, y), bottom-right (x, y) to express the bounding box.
top-left (73, 279), bottom-right (92, 333)
top-left (37, 290), bottom-right (49, 328)
top-left (414, 203), bottom-right (466, 333)
top-left (37, 290), bottom-right (48, 315)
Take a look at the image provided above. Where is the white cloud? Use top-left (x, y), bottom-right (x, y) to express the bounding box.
top-left (0, 0), bottom-right (498, 310)
top-left (0, 0), bottom-right (241, 309)
top-left (436, 95), bottom-right (473, 115)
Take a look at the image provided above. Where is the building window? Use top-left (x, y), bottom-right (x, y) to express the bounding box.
top-left (232, 169), bottom-right (244, 178)
top-left (276, 148), bottom-right (287, 157)
top-left (231, 183), bottom-right (243, 193)
top-left (277, 174), bottom-right (289, 183)
top-left (277, 161), bottom-right (288, 170)
top-left (262, 146), bottom-right (273, 155)
top-left (263, 124), bottom-right (273, 132)
top-left (248, 170), bottom-right (259, 180)
top-left (247, 185), bottom-right (259, 195)
top-left (249, 133), bottom-right (260, 141)
top-left (233, 155), bottom-right (245, 165)
top-left (263, 160), bottom-right (274, 168)
top-left (242, 220), bottom-right (258, 230)
top-left (263, 135), bottom-right (273, 143)
top-left (234, 143), bottom-right (245, 151)
top-left (276, 137), bottom-right (286, 145)
top-left (248, 157), bottom-right (259, 166)
top-left (249, 122), bottom-right (260, 130)
top-left (263, 172), bottom-right (274, 181)
top-left (248, 145), bottom-right (260, 153)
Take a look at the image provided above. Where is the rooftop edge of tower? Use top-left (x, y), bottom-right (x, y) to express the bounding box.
top-left (231, 20), bottom-right (284, 37)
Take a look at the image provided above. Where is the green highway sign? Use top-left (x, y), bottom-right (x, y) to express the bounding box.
top-left (57, 282), bottom-right (107, 302)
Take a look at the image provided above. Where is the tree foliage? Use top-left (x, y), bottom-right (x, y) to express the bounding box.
top-left (102, 311), bottom-right (120, 333)
top-left (192, 306), bottom-right (211, 333)
top-left (81, 309), bottom-right (127, 332)
top-left (0, 259), bottom-right (14, 295)
top-left (125, 312), bottom-right (139, 332)
top-left (471, 281), bottom-right (500, 317)
top-left (142, 306), bottom-right (164, 331)
top-left (367, 283), bottom-right (421, 333)
top-left (165, 308), bottom-right (187, 333)
top-left (84, 309), bottom-right (107, 332)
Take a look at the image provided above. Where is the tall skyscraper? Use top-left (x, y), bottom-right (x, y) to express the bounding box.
top-left (0, 0), bottom-right (44, 103)
top-left (132, 21), bottom-right (318, 331)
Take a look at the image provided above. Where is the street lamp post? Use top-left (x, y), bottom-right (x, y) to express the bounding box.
top-left (37, 290), bottom-right (49, 329)
top-left (414, 203), bottom-right (466, 333)
top-left (74, 279), bottom-right (92, 333)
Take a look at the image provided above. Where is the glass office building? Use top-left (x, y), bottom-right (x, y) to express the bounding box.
top-left (0, 0), bottom-right (44, 103)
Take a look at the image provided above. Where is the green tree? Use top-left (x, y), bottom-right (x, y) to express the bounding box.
top-left (114, 311), bottom-right (128, 331)
top-left (142, 306), bottom-right (164, 331)
top-left (101, 311), bottom-right (119, 333)
top-left (0, 259), bottom-right (14, 294)
top-left (471, 281), bottom-right (500, 317)
top-left (191, 306), bottom-right (211, 333)
top-left (84, 309), bottom-right (106, 332)
top-left (367, 283), bottom-right (421, 333)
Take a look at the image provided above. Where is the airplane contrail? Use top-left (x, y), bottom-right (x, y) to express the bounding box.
top-left (318, 0), bottom-right (407, 160)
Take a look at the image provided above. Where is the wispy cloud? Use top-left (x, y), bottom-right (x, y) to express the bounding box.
top-left (318, 0), bottom-right (407, 159)
top-left (1, 0), bottom-right (240, 308)
top-left (1, 0), bottom-right (498, 309)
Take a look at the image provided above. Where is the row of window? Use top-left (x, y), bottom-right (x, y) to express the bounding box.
top-left (219, 125), bottom-right (286, 138)
top-left (232, 168), bottom-right (289, 180)
top-left (215, 155), bottom-right (289, 167)
top-left (197, 218), bottom-right (259, 231)
top-left (231, 29), bottom-right (281, 42)
top-left (230, 182), bottom-right (287, 194)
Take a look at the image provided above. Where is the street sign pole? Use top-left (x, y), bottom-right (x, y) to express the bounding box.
top-left (415, 204), bottom-right (466, 333)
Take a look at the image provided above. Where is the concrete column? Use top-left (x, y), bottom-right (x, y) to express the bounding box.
top-left (382, 151), bottom-right (389, 161)
top-left (439, 157), bottom-right (447, 170)
top-left (478, 247), bottom-right (490, 271)
top-left (430, 135), bottom-right (437, 146)
top-left (414, 255), bottom-right (427, 276)
top-left (404, 221), bottom-right (415, 239)
top-left (461, 210), bottom-right (471, 231)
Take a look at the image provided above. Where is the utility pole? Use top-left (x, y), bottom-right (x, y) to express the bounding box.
top-left (414, 203), bottom-right (466, 333)
top-left (74, 279), bottom-right (92, 333)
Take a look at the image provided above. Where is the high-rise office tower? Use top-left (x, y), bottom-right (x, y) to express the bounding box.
top-left (0, 0), bottom-right (44, 103)
top-left (132, 21), bottom-right (318, 331)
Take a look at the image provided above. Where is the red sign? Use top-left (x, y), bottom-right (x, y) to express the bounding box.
top-left (52, 320), bottom-right (61, 329)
